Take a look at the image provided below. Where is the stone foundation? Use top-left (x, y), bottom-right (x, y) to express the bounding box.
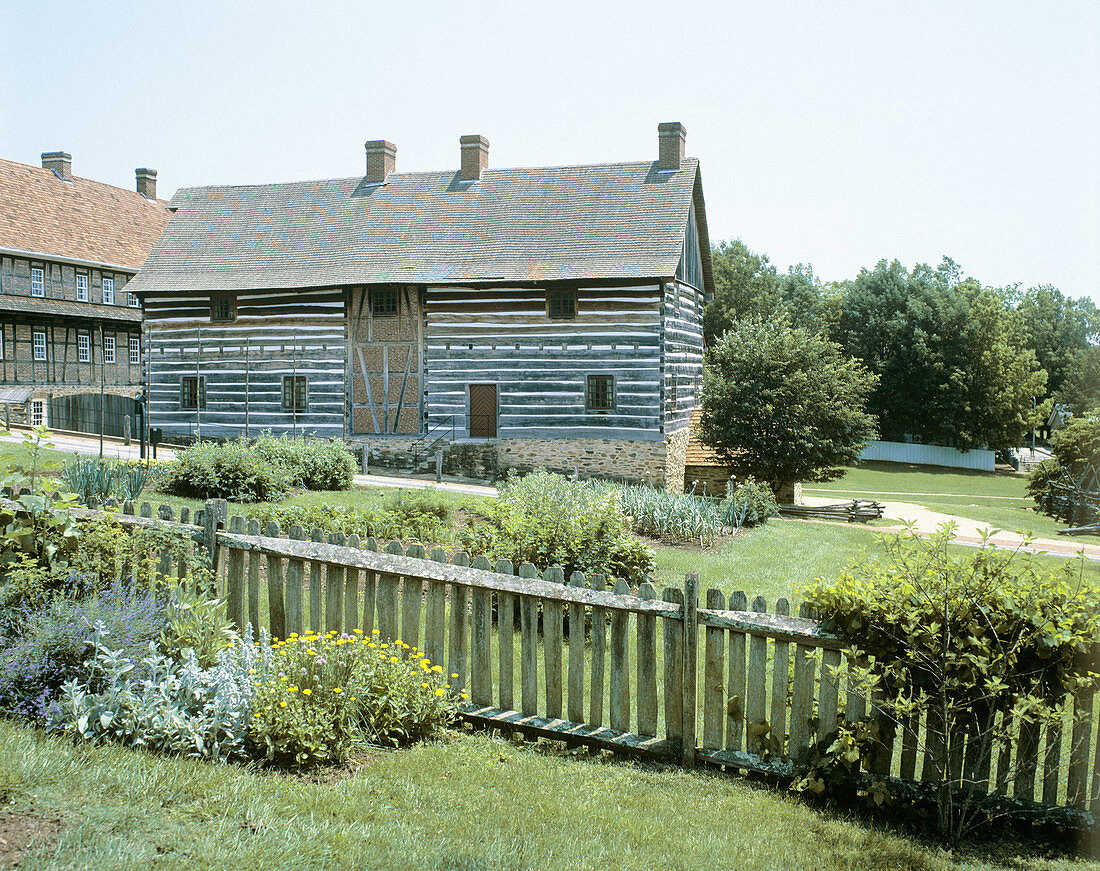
top-left (353, 433), bottom-right (687, 488)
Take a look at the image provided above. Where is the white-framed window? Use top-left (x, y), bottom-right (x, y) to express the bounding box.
top-left (76, 273), bottom-right (89, 301)
top-left (30, 398), bottom-right (46, 428)
top-left (129, 336), bottom-right (139, 364)
top-left (103, 335), bottom-right (116, 363)
top-left (128, 292), bottom-right (139, 308)
top-left (77, 332), bottom-right (90, 362)
top-left (33, 329), bottom-right (47, 361)
top-left (102, 276), bottom-right (114, 304)
top-left (31, 267), bottom-right (45, 297)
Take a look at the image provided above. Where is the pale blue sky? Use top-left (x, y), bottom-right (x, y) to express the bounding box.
top-left (3, 0), bottom-right (1097, 303)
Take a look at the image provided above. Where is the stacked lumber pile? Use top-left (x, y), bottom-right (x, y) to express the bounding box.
top-left (778, 499), bottom-right (885, 523)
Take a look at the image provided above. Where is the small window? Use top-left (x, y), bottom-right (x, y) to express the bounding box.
top-left (371, 288), bottom-right (399, 317)
top-left (181, 376), bottom-right (206, 410)
top-left (0, 329), bottom-right (4, 360)
top-left (129, 336), bottom-right (140, 364)
top-left (77, 332), bottom-right (90, 362)
top-left (282, 375), bottom-right (308, 412)
top-left (76, 273), bottom-right (89, 301)
top-left (586, 374), bottom-right (614, 411)
top-left (547, 288), bottom-right (576, 318)
top-left (102, 276), bottom-right (114, 305)
top-left (33, 329), bottom-right (47, 361)
top-left (31, 267), bottom-right (45, 297)
top-left (30, 398), bottom-right (46, 428)
top-left (128, 292), bottom-right (140, 308)
top-left (103, 335), bottom-right (116, 363)
top-left (210, 293), bottom-right (235, 321)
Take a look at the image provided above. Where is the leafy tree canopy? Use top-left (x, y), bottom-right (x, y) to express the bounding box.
top-left (1014, 285), bottom-right (1100, 399)
top-left (698, 318), bottom-right (878, 494)
top-left (834, 258), bottom-right (1047, 452)
top-left (703, 239), bottom-right (833, 344)
top-left (1056, 345), bottom-right (1100, 416)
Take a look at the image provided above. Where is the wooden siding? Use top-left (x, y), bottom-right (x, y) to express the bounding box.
top-left (145, 288), bottom-right (346, 440)
top-left (423, 284), bottom-right (664, 440)
top-left (662, 280), bottom-right (704, 434)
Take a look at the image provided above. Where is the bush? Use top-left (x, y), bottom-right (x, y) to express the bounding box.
top-left (1025, 457), bottom-right (1062, 505)
top-left (1050, 410), bottom-right (1100, 474)
top-left (254, 435), bottom-right (356, 492)
top-left (244, 494), bottom-right (454, 545)
top-left (251, 630), bottom-right (459, 766)
top-left (55, 623), bottom-right (259, 762)
top-left (726, 478), bottom-right (779, 527)
top-left (801, 528), bottom-right (1100, 841)
top-left (162, 439), bottom-right (293, 502)
top-left (0, 580), bottom-right (166, 724)
top-left (461, 471), bottom-right (654, 584)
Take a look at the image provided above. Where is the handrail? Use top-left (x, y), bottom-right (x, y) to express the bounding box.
top-left (411, 414), bottom-right (456, 465)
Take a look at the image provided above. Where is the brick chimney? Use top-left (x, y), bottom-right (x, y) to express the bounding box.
top-left (42, 151), bottom-right (72, 181)
top-left (459, 134), bottom-right (489, 181)
top-left (364, 140), bottom-right (396, 183)
top-left (135, 168), bottom-right (157, 200)
top-left (657, 122), bottom-right (686, 171)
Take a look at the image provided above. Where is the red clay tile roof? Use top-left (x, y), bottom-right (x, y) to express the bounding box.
top-left (0, 157), bottom-right (172, 271)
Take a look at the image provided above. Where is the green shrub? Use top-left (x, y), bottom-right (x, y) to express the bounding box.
top-left (1025, 456), bottom-right (1062, 505)
top-left (243, 496), bottom-right (453, 545)
top-left (1050, 410), bottom-right (1100, 474)
top-left (254, 434), bottom-right (356, 491)
top-left (251, 629), bottom-right (459, 766)
top-left (801, 528), bottom-right (1100, 841)
top-left (461, 471), bottom-right (654, 584)
top-left (159, 586), bottom-right (239, 668)
top-left (726, 478), bottom-right (778, 526)
top-left (162, 439), bottom-right (293, 502)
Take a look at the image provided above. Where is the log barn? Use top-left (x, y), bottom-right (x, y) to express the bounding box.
top-left (130, 123), bottom-right (713, 489)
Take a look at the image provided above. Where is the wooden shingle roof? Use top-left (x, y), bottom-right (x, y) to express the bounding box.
top-left (129, 159), bottom-right (713, 295)
top-left (0, 157), bottom-right (172, 271)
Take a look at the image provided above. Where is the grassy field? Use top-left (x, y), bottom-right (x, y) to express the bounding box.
top-left (0, 720), bottom-right (1094, 871)
top-left (804, 461), bottom-right (1096, 544)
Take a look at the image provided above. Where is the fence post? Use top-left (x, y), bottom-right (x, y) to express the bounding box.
top-left (682, 572), bottom-right (699, 767)
top-left (123, 414), bottom-right (131, 446)
top-left (202, 498), bottom-right (228, 580)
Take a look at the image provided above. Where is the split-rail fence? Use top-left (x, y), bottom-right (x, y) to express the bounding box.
top-left (74, 497), bottom-right (1100, 818)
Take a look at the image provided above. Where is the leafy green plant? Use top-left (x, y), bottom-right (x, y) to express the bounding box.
top-left (791, 718), bottom-right (890, 809)
top-left (159, 586), bottom-right (239, 668)
top-left (244, 497), bottom-right (454, 545)
top-left (163, 439), bottom-right (293, 502)
top-left (61, 454), bottom-right (122, 505)
top-left (801, 526), bottom-right (1100, 842)
top-left (251, 629), bottom-right (459, 766)
top-left (254, 434), bottom-right (356, 491)
top-left (55, 622), bottom-right (259, 762)
top-left (461, 471), bottom-right (655, 584)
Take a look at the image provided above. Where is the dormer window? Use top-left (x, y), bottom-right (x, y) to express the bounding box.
top-left (210, 293), bottom-right (235, 321)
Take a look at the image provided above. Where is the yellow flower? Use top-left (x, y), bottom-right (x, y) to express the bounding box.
top-left (450, 673), bottom-right (458, 678)
top-left (432, 666), bottom-right (443, 673)
top-left (421, 682), bottom-right (430, 689)
top-left (288, 686), bottom-right (298, 692)
top-left (435, 688), bottom-right (446, 697)
top-left (367, 642), bottom-right (376, 648)
top-left (460, 693), bottom-right (468, 700)
top-left (248, 669), bottom-right (256, 674)
top-left (380, 643), bottom-right (388, 649)
top-left (333, 687), bottom-right (342, 694)
top-left (302, 688), bottom-right (312, 696)
top-left (280, 701), bottom-right (288, 708)
top-left (372, 629), bottom-right (380, 634)
top-left (390, 656), bottom-right (398, 662)
top-left (350, 696), bottom-right (356, 701)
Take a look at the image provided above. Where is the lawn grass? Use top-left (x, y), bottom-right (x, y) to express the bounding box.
top-left (804, 461), bottom-right (1098, 544)
top-left (1, 719), bottom-right (1094, 871)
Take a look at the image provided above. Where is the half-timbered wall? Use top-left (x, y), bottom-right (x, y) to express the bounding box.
top-left (0, 255), bottom-right (137, 309)
top-left (145, 288), bottom-right (346, 440)
top-left (348, 285), bottom-right (421, 435)
top-left (423, 284), bottom-right (664, 440)
top-left (0, 321), bottom-right (141, 390)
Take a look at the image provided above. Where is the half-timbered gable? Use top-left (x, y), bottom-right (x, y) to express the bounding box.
top-left (131, 123), bottom-right (713, 488)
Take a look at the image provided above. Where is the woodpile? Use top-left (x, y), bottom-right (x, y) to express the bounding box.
top-left (778, 499), bottom-right (885, 523)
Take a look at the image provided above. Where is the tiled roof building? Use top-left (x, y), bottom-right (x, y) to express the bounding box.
top-left (0, 152), bottom-right (171, 435)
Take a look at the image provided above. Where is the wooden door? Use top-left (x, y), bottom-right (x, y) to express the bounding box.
top-left (469, 384), bottom-right (497, 438)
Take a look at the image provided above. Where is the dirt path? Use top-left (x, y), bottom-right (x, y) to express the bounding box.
top-left (801, 495), bottom-right (1100, 561)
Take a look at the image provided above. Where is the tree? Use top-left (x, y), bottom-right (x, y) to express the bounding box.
top-left (698, 318), bottom-right (878, 496)
top-left (704, 240), bottom-right (834, 346)
top-left (835, 258), bottom-right (1046, 451)
top-left (1015, 285), bottom-right (1100, 399)
top-left (1057, 345), bottom-right (1100, 415)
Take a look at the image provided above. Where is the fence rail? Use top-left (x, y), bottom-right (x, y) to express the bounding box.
top-left (63, 498), bottom-right (1100, 815)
